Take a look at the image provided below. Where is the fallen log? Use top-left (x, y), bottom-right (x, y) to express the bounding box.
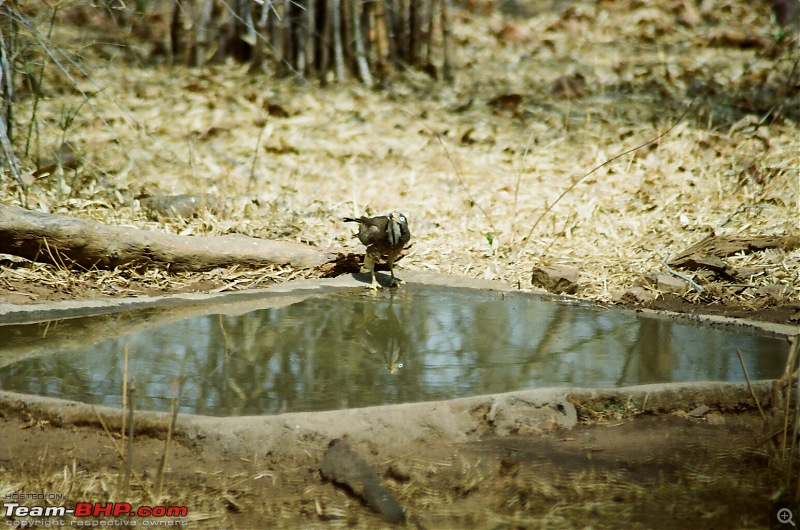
top-left (668, 235), bottom-right (800, 269)
top-left (0, 204), bottom-right (342, 272)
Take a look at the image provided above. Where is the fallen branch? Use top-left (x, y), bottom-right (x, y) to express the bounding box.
top-left (661, 253), bottom-right (705, 292)
top-left (0, 204), bottom-right (342, 272)
top-left (669, 235), bottom-right (800, 268)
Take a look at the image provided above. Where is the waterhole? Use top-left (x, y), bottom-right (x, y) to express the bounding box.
top-left (0, 285), bottom-right (787, 416)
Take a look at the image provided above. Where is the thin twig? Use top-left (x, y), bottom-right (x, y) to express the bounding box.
top-left (42, 237), bottom-right (70, 272)
top-left (780, 336), bottom-right (800, 474)
top-left (122, 345), bottom-right (129, 440)
top-left (717, 204), bottom-right (767, 229)
top-left (661, 252), bottom-right (705, 292)
top-left (394, 106), bottom-right (497, 234)
top-left (10, 11), bottom-right (132, 162)
top-left (21, 3), bottom-right (58, 159)
top-left (793, 344), bottom-right (800, 494)
top-left (249, 124), bottom-right (267, 183)
top-left (521, 97), bottom-right (697, 252)
top-left (92, 406), bottom-right (148, 493)
top-left (155, 375), bottom-right (186, 500)
top-left (511, 128), bottom-right (538, 245)
top-left (123, 378), bottom-right (136, 494)
top-left (736, 348), bottom-right (765, 420)
top-left (92, 407), bottom-right (124, 458)
top-left (0, 20), bottom-right (24, 190)
top-left (784, 373), bottom-right (792, 467)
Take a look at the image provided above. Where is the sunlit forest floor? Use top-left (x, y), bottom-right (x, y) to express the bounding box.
top-left (1, 0), bottom-right (799, 527)
top-left (1, 0), bottom-right (798, 320)
top-left (0, 401), bottom-right (780, 528)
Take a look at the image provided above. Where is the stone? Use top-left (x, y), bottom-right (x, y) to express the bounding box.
top-left (688, 404), bottom-right (711, 418)
top-left (531, 265), bottom-right (580, 294)
top-left (385, 462), bottom-right (414, 483)
top-left (319, 439), bottom-right (405, 524)
top-left (647, 274), bottom-right (689, 295)
top-left (754, 284), bottom-right (792, 301)
top-left (612, 287), bottom-right (656, 304)
top-left (484, 395), bottom-right (577, 436)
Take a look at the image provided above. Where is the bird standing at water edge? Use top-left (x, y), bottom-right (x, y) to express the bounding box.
top-left (343, 212), bottom-right (411, 289)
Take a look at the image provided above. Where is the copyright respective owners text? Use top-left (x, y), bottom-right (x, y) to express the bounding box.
top-left (773, 501), bottom-right (800, 530)
top-left (3, 494), bottom-right (189, 527)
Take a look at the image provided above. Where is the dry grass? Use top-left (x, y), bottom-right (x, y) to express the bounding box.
top-left (1, 0), bottom-right (797, 307)
top-left (0, 459), bottom-right (226, 524)
top-left (0, 2), bottom-right (797, 525)
top-left (0, 254), bottom-right (311, 302)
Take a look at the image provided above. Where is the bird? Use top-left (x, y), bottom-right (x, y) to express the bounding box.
top-left (343, 212), bottom-right (411, 289)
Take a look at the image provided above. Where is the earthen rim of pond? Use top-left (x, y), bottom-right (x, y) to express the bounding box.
top-left (0, 271), bottom-right (791, 458)
top-left (0, 270), bottom-right (795, 338)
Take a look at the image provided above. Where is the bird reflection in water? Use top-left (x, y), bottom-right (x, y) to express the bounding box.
top-left (354, 292), bottom-right (409, 374)
top-left (363, 328), bottom-right (404, 374)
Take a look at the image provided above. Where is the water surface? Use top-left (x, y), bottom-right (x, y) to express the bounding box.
top-left (0, 285), bottom-right (787, 416)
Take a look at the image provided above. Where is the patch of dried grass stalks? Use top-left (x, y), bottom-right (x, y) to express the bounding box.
top-left (0, 0), bottom-right (797, 308)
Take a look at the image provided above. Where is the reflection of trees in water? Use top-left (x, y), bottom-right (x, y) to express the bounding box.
top-left (618, 318), bottom-right (671, 386)
top-left (619, 321), bottom-right (772, 386)
top-left (0, 288), bottom-right (787, 415)
top-left (1, 354), bottom-right (92, 398)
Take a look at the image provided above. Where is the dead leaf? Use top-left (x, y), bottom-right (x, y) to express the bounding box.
top-left (705, 29), bottom-right (772, 49)
top-left (494, 22), bottom-right (533, 44)
top-left (263, 100), bottom-right (290, 118)
top-left (550, 73), bottom-right (586, 98)
top-left (488, 93), bottom-right (523, 111)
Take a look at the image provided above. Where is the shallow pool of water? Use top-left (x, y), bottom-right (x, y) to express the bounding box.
top-left (0, 285), bottom-right (787, 416)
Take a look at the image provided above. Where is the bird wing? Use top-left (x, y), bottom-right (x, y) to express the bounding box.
top-left (358, 218), bottom-right (388, 247)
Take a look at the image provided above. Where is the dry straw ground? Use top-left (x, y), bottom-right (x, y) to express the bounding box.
top-left (0, 0), bottom-right (797, 314)
top-left (0, 0), bottom-right (799, 527)
top-left (0, 404), bottom-right (782, 528)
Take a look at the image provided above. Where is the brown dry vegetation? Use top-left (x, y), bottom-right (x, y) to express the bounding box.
top-left (0, 0), bottom-right (798, 314)
top-left (0, 403), bottom-right (783, 528)
top-left (1, 0), bottom-right (799, 527)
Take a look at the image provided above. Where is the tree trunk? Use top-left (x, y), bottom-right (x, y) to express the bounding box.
top-left (158, 0), bottom-right (453, 82)
top-left (332, 0), bottom-right (345, 81)
top-left (351, 0), bottom-right (372, 86)
top-left (440, 0), bottom-right (454, 82)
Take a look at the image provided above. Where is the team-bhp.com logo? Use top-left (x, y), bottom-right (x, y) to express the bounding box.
top-left (4, 500), bottom-right (188, 526)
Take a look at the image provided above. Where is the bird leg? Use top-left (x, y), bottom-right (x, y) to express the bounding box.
top-left (388, 259), bottom-right (403, 288)
top-left (363, 254), bottom-right (382, 289)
